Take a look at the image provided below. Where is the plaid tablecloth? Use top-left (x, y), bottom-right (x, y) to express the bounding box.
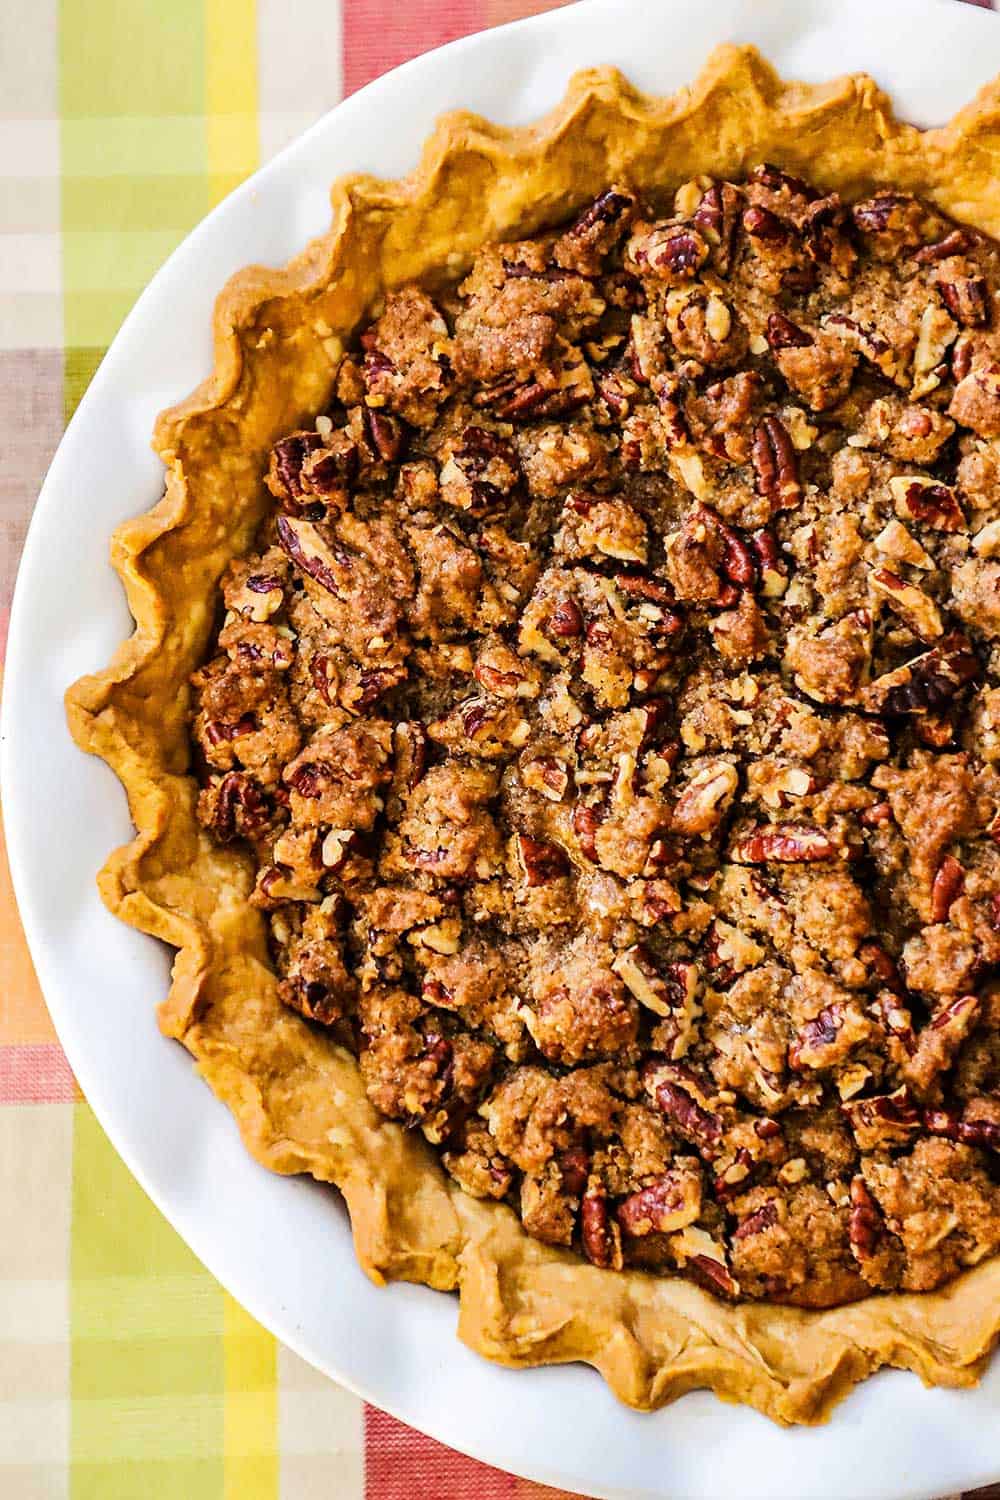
top-left (0, 2), bottom-right (997, 1497)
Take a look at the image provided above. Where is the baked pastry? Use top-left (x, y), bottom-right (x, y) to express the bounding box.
top-left (67, 45), bottom-right (1000, 1423)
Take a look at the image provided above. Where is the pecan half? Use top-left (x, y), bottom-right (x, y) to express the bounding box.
top-left (364, 406), bottom-right (407, 463)
top-left (581, 1187), bottom-right (624, 1269)
top-left (751, 415), bottom-right (802, 511)
top-left (692, 182), bottom-right (743, 274)
top-left (930, 854), bottom-right (965, 922)
top-left (730, 824), bottom-right (837, 864)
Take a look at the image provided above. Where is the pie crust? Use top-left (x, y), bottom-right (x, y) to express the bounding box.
top-left (65, 44), bottom-right (1000, 1423)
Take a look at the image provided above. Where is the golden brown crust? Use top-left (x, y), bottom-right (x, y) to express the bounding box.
top-left (65, 44), bottom-right (1000, 1423)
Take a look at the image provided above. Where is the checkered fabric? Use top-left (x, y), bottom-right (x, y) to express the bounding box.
top-left (0, 1), bottom-right (996, 1496)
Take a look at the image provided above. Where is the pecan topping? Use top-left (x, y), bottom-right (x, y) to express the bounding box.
top-left (193, 165), bottom-right (1000, 1310)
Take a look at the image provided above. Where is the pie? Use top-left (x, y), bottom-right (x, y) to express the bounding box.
top-left (66, 45), bottom-right (1000, 1424)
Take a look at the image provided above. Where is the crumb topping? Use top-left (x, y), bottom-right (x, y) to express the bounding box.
top-left (191, 169), bottom-right (1000, 1307)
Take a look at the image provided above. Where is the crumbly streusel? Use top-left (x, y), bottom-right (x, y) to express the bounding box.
top-left (190, 168), bottom-right (1000, 1307)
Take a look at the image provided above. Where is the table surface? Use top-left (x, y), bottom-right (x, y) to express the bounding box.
top-left (0, 1), bottom-right (997, 1496)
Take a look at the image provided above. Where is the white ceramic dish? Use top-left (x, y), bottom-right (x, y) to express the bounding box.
top-left (5, 0), bottom-right (1000, 1494)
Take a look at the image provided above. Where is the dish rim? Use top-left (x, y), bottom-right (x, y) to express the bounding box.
top-left (7, 0), bottom-right (1000, 1494)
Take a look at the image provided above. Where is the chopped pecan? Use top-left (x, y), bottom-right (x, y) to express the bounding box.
top-left (889, 475), bottom-right (965, 532)
top-left (644, 1062), bottom-right (723, 1156)
top-left (924, 1102), bottom-right (1000, 1153)
top-left (546, 596), bottom-right (584, 639)
top-left (618, 1165), bottom-right (702, 1236)
top-left (671, 760), bottom-right (739, 835)
top-left (915, 229), bottom-right (974, 263)
top-left (516, 832), bottom-right (570, 887)
top-left (750, 162), bottom-right (817, 199)
top-left (628, 223), bottom-right (709, 282)
top-left (206, 771), bottom-right (271, 842)
top-left (612, 948), bottom-right (700, 1055)
top-left (869, 567), bottom-right (944, 641)
top-left (788, 1001), bottom-right (869, 1072)
top-left (572, 802), bottom-right (603, 862)
top-left (742, 204), bottom-right (790, 243)
top-left (732, 1200), bottom-right (779, 1241)
top-left (275, 515), bottom-right (345, 597)
top-left (765, 311), bottom-right (812, 350)
top-left (938, 276), bottom-right (990, 328)
top-left (843, 1087), bottom-right (922, 1149)
top-left (848, 1176), bottom-right (884, 1259)
top-left (556, 185), bottom-right (637, 272)
top-left (904, 994), bottom-right (981, 1096)
top-left (861, 634), bottom-right (979, 715)
top-left (268, 431), bottom-right (325, 504)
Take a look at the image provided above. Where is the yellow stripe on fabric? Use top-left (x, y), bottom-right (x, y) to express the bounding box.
top-left (223, 1293), bottom-right (278, 1499)
top-left (205, 0), bottom-right (260, 205)
top-left (207, 10), bottom-right (270, 1486)
top-left (69, 1105), bottom-right (224, 1500)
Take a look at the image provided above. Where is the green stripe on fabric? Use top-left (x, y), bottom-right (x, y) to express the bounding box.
top-left (69, 1104), bottom-right (224, 1500)
top-left (58, 0), bottom-right (210, 418)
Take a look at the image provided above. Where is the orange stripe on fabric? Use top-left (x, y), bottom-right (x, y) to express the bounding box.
top-left (0, 804), bottom-right (57, 1046)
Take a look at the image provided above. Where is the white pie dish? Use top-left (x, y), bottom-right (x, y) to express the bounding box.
top-left (4, 0), bottom-right (1000, 1494)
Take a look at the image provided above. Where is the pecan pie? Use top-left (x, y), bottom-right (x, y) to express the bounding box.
top-left (67, 47), bottom-right (1000, 1422)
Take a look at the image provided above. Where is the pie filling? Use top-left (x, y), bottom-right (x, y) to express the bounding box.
top-left (190, 167), bottom-right (1000, 1308)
